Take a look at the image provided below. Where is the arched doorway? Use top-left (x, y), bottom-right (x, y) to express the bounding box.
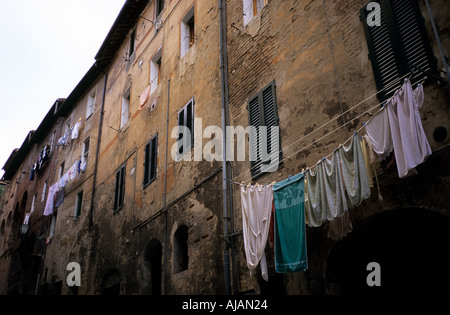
top-left (326, 208), bottom-right (450, 295)
top-left (141, 239), bottom-right (162, 295)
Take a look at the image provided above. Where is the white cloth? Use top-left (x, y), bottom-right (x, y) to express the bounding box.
top-left (71, 121), bottom-right (81, 140)
top-left (305, 152), bottom-right (348, 227)
top-left (386, 79), bottom-right (431, 178)
top-left (240, 184), bottom-right (273, 281)
top-left (69, 161), bottom-right (78, 180)
top-left (338, 133), bottom-right (371, 208)
top-left (364, 105), bottom-right (393, 160)
top-left (44, 183), bottom-right (59, 216)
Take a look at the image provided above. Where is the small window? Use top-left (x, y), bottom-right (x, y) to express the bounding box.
top-left (151, 47), bottom-right (163, 93)
top-left (114, 165), bottom-right (126, 213)
top-left (143, 134), bottom-right (158, 187)
top-left (156, 0), bottom-right (164, 17)
top-left (59, 161), bottom-right (65, 179)
top-left (42, 180), bottom-right (47, 202)
top-left (82, 138), bottom-right (90, 164)
top-left (129, 28), bottom-right (136, 57)
top-left (181, 6), bottom-right (195, 57)
top-left (177, 99), bottom-right (194, 158)
top-left (86, 89), bottom-right (96, 119)
top-left (75, 190), bottom-right (83, 218)
top-left (173, 225), bottom-right (189, 274)
top-left (121, 88), bottom-right (131, 129)
top-left (243, 0), bottom-right (267, 25)
top-left (248, 80), bottom-right (280, 179)
top-left (31, 194), bottom-right (36, 213)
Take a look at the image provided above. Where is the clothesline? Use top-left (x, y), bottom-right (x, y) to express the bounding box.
top-left (240, 76), bottom-right (431, 280)
top-left (227, 75), bottom-right (427, 186)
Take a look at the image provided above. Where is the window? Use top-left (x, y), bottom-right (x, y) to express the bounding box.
top-left (31, 194), bottom-right (36, 213)
top-left (75, 190), bottom-right (83, 218)
top-left (86, 89), bottom-right (96, 119)
top-left (82, 137), bottom-right (90, 164)
top-left (156, 0), bottom-right (164, 17)
top-left (59, 161), bottom-right (65, 180)
top-left (143, 134), bottom-right (158, 187)
top-left (360, 0), bottom-right (438, 101)
top-left (41, 180), bottom-right (47, 202)
top-left (181, 6), bottom-right (195, 57)
top-left (243, 0), bottom-right (268, 25)
top-left (177, 98), bottom-right (194, 158)
top-left (114, 165), bottom-right (126, 212)
top-left (173, 225), bottom-right (189, 274)
top-left (129, 28), bottom-right (136, 58)
top-left (121, 88), bottom-right (131, 129)
top-left (151, 47), bottom-right (162, 93)
top-left (248, 80), bottom-right (280, 179)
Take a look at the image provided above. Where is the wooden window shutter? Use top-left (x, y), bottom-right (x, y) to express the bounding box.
top-left (248, 81), bottom-right (280, 179)
top-left (144, 134), bottom-right (158, 186)
top-left (360, 0), bottom-right (438, 101)
top-left (114, 165), bottom-right (125, 212)
top-left (150, 134), bottom-right (158, 182)
top-left (144, 142), bottom-right (151, 185)
top-left (177, 99), bottom-right (194, 157)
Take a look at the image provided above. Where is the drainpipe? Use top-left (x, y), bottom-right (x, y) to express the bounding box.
top-left (423, 0), bottom-right (450, 84)
top-left (89, 62), bottom-right (108, 230)
top-left (163, 78), bottom-right (170, 295)
top-left (219, 0), bottom-right (232, 295)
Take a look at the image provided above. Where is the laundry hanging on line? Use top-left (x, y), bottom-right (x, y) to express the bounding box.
top-left (305, 133), bottom-right (371, 227)
top-left (365, 78), bottom-right (431, 178)
top-left (272, 173), bottom-right (308, 273)
top-left (240, 183), bottom-right (274, 281)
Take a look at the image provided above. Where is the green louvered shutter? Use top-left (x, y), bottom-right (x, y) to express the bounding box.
top-left (361, 0), bottom-right (438, 101)
top-left (248, 80), bottom-right (280, 179)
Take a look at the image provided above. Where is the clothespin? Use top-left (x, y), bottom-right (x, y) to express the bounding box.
top-left (288, 175), bottom-right (292, 180)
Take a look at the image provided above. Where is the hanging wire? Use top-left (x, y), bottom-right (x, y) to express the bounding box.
top-left (229, 75), bottom-right (424, 185)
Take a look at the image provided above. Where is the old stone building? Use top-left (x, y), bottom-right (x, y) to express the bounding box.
top-left (1, 0), bottom-right (449, 295)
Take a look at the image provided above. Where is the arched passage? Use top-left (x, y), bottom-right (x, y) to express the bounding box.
top-left (141, 238), bottom-right (162, 295)
top-left (326, 208), bottom-right (450, 295)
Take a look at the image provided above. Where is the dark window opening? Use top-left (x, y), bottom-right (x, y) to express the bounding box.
top-left (114, 165), bottom-right (126, 212)
top-left (177, 99), bottom-right (194, 158)
top-left (173, 225), bottom-right (189, 274)
top-left (156, 0), bottom-right (164, 17)
top-left (143, 134), bottom-right (158, 187)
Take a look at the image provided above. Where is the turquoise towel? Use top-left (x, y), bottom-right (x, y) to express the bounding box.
top-left (272, 172), bottom-right (308, 273)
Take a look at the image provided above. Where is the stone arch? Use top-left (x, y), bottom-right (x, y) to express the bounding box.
top-left (325, 208), bottom-right (450, 295)
top-left (141, 238), bottom-right (162, 295)
top-left (101, 269), bottom-right (121, 295)
top-left (173, 224), bottom-right (189, 274)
